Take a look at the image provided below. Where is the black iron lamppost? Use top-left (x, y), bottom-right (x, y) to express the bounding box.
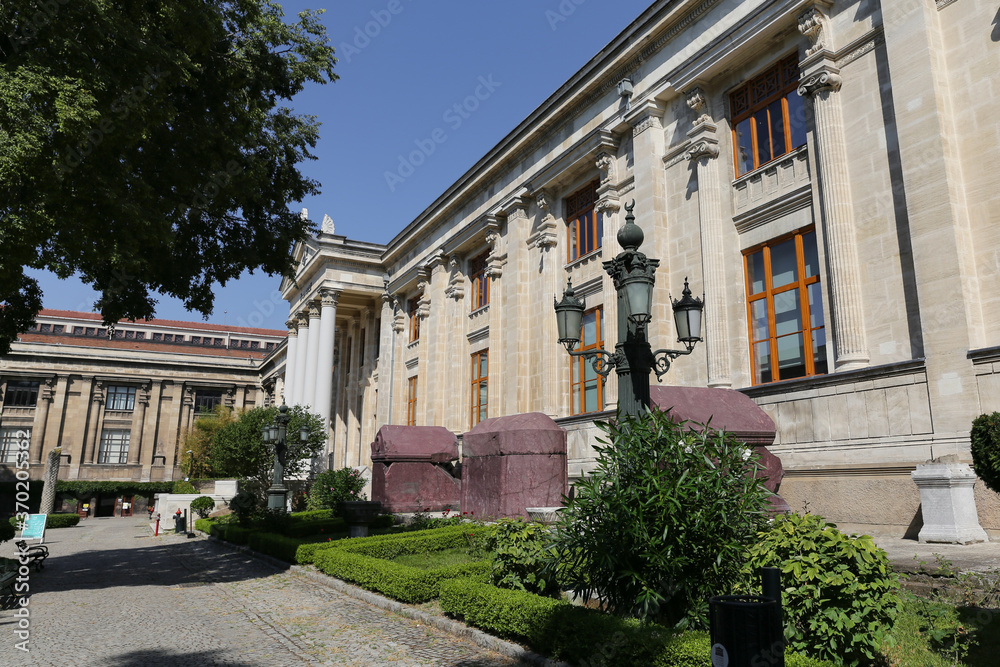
top-left (185, 449), bottom-right (194, 481)
top-left (262, 405), bottom-right (310, 512)
top-left (554, 201), bottom-right (704, 417)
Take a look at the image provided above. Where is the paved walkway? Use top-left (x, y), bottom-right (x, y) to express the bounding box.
top-left (0, 518), bottom-right (522, 667)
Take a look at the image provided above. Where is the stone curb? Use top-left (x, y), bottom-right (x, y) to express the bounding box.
top-left (199, 531), bottom-right (569, 667)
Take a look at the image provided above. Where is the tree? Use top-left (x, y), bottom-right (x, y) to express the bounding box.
top-left (180, 405), bottom-right (237, 479)
top-left (190, 496), bottom-right (217, 519)
top-left (210, 405), bottom-right (325, 503)
top-left (0, 1), bottom-right (337, 354)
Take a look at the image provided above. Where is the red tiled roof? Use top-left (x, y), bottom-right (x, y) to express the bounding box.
top-left (16, 332), bottom-right (273, 359)
top-left (37, 309), bottom-right (286, 337)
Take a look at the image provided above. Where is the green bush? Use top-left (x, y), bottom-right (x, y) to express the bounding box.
top-left (551, 408), bottom-right (772, 629)
top-left (486, 518), bottom-right (559, 597)
top-left (0, 518), bottom-right (14, 544)
top-left (194, 517), bottom-right (214, 533)
top-left (46, 513), bottom-right (80, 529)
top-left (296, 523), bottom-right (489, 565)
top-left (190, 496), bottom-right (216, 519)
top-left (971, 412), bottom-right (1000, 494)
top-left (283, 517), bottom-right (347, 538)
top-left (289, 509), bottom-right (334, 522)
top-left (307, 467), bottom-right (366, 512)
top-left (210, 523), bottom-right (254, 545)
top-left (247, 532), bottom-right (307, 563)
top-left (228, 489), bottom-right (257, 524)
top-left (172, 480), bottom-right (197, 494)
top-left (744, 512), bottom-right (900, 666)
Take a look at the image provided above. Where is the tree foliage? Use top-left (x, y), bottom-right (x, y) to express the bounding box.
top-left (190, 495), bottom-right (217, 519)
top-left (0, 0), bottom-right (337, 353)
top-left (970, 412), bottom-right (1000, 495)
top-left (550, 408), bottom-right (772, 629)
top-left (306, 466), bottom-right (366, 512)
top-left (211, 405), bottom-right (325, 503)
top-left (180, 406), bottom-right (236, 479)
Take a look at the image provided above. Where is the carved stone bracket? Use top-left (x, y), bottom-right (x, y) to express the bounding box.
top-left (224, 386), bottom-right (236, 408)
top-left (445, 254), bottom-right (465, 300)
top-left (527, 190), bottom-right (558, 250)
top-left (685, 87), bottom-right (712, 126)
top-left (40, 376), bottom-right (57, 402)
top-left (392, 312), bottom-right (406, 334)
top-left (181, 385), bottom-right (195, 407)
top-left (798, 8), bottom-right (829, 58)
top-left (483, 216), bottom-right (507, 279)
top-left (92, 380), bottom-right (106, 404)
top-left (416, 267), bottom-right (432, 318)
top-left (686, 139), bottom-right (720, 162)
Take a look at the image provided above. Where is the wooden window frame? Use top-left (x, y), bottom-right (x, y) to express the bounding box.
top-left (406, 376), bottom-right (418, 426)
top-left (469, 252), bottom-right (490, 311)
top-left (571, 306), bottom-right (605, 415)
top-left (565, 180), bottom-right (601, 263)
top-left (470, 350), bottom-right (488, 427)
top-left (730, 54), bottom-right (805, 177)
top-left (408, 296), bottom-right (420, 343)
top-left (743, 226), bottom-right (826, 385)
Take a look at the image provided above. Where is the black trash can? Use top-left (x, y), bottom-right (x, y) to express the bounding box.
top-left (709, 595), bottom-right (784, 667)
top-left (173, 512), bottom-right (186, 534)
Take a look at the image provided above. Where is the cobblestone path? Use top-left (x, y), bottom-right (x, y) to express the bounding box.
top-left (0, 518), bottom-right (522, 667)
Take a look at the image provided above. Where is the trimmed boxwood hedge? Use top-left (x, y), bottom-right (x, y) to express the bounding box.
top-left (9, 513), bottom-right (80, 529)
top-left (247, 532), bottom-right (310, 563)
top-left (284, 517), bottom-right (347, 538)
top-left (295, 523), bottom-right (489, 565)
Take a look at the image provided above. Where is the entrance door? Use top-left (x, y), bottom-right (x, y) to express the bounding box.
top-left (95, 495), bottom-right (117, 517)
top-left (120, 496), bottom-right (133, 517)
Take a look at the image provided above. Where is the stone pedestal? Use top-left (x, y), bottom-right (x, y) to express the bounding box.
top-left (911, 458), bottom-right (989, 544)
top-left (461, 412), bottom-right (567, 519)
top-left (369, 425), bottom-right (460, 513)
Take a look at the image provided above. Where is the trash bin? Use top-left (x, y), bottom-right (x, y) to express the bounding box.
top-left (173, 512), bottom-right (186, 534)
top-left (709, 595), bottom-right (784, 667)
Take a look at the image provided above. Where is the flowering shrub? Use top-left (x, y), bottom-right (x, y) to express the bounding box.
top-left (307, 467), bottom-right (367, 513)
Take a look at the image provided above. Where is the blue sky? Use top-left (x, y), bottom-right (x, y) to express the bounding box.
top-left (31, 0), bottom-right (654, 331)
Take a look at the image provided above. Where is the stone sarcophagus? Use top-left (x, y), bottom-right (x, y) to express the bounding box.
top-left (461, 412), bottom-right (567, 519)
top-left (369, 425), bottom-right (461, 513)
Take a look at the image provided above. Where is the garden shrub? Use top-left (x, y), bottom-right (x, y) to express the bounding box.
top-left (289, 509), bottom-right (334, 522)
top-left (9, 513), bottom-right (80, 529)
top-left (190, 495), bottom-right (216, 519)
top-left (211, 523), bottom-right (254, 546)
top-left (296, 523), bottom-right (490, 564)
top-left (228, 489), bottom-right (257, 524)
top-left (194, 517), bottom-right (214, 533)
top-left (551, 407), bottom-right (772, 629)
top-left (283, 517), bottom-right (346, 539)
top-left (744, 512), bottom-right (900, 666)
top-left (172, 480), bottom-right (197, 494)
top-left (247, 531), bottom-right (307, 563)
top-left (970, 412), bottom-right (1000, 494)
top-left (306, 467), bottom-right (366, 512)
top-left (486, 518), bottom-right (559, 597)
top-left (0, 518), bottom-right (14, 545)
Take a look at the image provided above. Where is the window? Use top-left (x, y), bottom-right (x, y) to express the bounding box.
top-left (571, 307), bottom-right (605, 415)
top-left (106, 385), bottom-right (136, 411)
top-left (98, 429), bottom-right (130, 464)
top-left (406, 377), bottom-right (418, 426)
top-left (469, 252), bottom-right (490, 311)
top-left (0, 427), bottom-right (30, 463)
top-left (194, 390), bottom-right (223, 415)
top-left (744, 228), bottom-right (827, 384)
top-left (3, 380), bottom-right (39, 407)
top-left (731, 54), bottom-right (807, 177)
top-left (408, 296), bottom-right (420, 343)
top-left (470, 350), bottom-right (488, 427)
top-left (566, 180), bottom-right (601, 262)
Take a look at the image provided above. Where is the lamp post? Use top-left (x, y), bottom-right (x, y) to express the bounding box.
top-left (261, 404), bottom-right (310, 512)
top-left (185, 450), bottom-right (194, 481)
top-left (554, 201), bottom-right (704, 417)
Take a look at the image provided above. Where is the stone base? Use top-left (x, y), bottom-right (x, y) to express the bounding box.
top-left (370, 461), bottom-right (460, 513)
top-left (912, 460), bottom-right (989, 545)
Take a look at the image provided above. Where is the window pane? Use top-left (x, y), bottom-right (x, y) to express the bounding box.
top-left (808, 282), bottom-right (825, 329)
top-left (584, 380), bottom-right (598, 412)
top-left (754, 110), bottom-right (771, 166)
top-left (770, 238), bottom-right (798, 287)
top-left (584, 360), bottom-right (597, 383)
top-left (787, 91), bottom-right (807, 149)
top-left (572, 384), bottom-right (581, 412)
top-left (479, 382), bottom-right (487, 407)
top-left (747, 251), bottom-right (766, 294)
top-left (582, 311), bottom-right (597, 346)
top-left (572, 359), bottom-right (581, 384)
top-left (751, 299), bottom-right (769, 342)
top-left (596, 210), bottom-right (603, 250)
top-left (569, 220), bottom-right (578, 259)
top-left (735, 117), bottom-right (755, 175)
top-left (776, 333), bottom-right (807, 379)
top-left (773, 289), bottom-right (802, 337)
top-left (802, 231), bottom-right (819, 278)
top-left (479, 355), bottom-right (488, 378)
top-left (582, 211), bottom-right (594, 254)
top-left (768, 98), bottom-right (786, 157)
top-left (812, 329), bottom-right (828, 375)
top-left (754, 341), bottom-right (772, 384)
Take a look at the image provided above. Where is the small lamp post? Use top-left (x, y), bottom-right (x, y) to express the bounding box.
top-left (554, 201), bottom-right (704, 417)
top-left (185, 450), bottom-right (194, 481)
top-left (261, 405), bottom-right (311, 512)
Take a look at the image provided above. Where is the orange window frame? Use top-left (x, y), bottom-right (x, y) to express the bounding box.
top-left (408, 296), bottom-right (420, 343)
top-left (406, 376), bottom-right (418, 425)
top-left (571, 306), bottom-right (605, 415)
top-left (470, 350), bottom-right (488, 427)
top-left (743, 227), bottom-right (826, 385)
top-left (730, 54), bottom-right (804, 177)
top-left (469, 252), bottom-right (490, 311)
top-left (565, 180), bottom-right (601, 263)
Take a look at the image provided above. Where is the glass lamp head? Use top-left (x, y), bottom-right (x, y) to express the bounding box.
top-left (554, 279), bottom-right (585, 351)
top-left (671, 278), bottom-right (704, 348)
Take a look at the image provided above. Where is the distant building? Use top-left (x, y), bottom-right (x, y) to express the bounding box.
top-left (0, 310), bottom-right (284, 485)
top-left (275, 0), bottom-right (1000, 536)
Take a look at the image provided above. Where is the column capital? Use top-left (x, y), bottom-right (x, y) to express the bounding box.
top-left (686, 119), bottom-right (720, 161)
top-left (307, 302), bottom-right (321, 319)
top-left (501, 196), bottom-right (530, 221)
top-left (286, 319), bottom-right (299, 334)
top-left (296, 311), bottom-right (310, 327)
top-left (320, 288), bottom-right (341, 307)
top-left (798, 64), bottom-right (842, 97)
top-left (624, 99), bottom-right (665, 137)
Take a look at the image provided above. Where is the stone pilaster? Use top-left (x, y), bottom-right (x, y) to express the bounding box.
top-left (303, 301), bottom-right (322, 410)
top-left (502, 197), bottom-right (531, 414)
top-left (87, 381), bottom-right (106, 464)
top-left (595, 151), bottom-right (621, 408)
top-left (798, 54), bottom-right (869, 370)
top-left (375, 291), bottom-right (396, 429)
top-left (345, 317), bottom-right (362, 467)
top-left (315, 289), bottom-right (339, 443)
top-left (531, 192), bottom-right (561, 418)
top-left (127, 382), bottom-right (150, 464)
top-left (486, 219), bottom-right (506, 419)
top-left (293, 311), bottom-right (311, 407)
top-left (29, 377), bottom-right (56, 464)
top-left (332, 327), bottom-right (347, 467)
top-left (283, 318), bottom-right (298, 405)
top-left (685, 96), bottom-right (731, 388)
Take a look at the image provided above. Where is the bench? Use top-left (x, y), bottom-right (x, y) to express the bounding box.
top-left (0, 570), bottom-right (18, 610)
top-left (14, 540), bottom-right (48, 572)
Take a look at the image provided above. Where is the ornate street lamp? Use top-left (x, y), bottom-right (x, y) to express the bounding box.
top-left (261, 404), bottom-right (311, 512)
top-left (554, 201), bottom-right (704, 417)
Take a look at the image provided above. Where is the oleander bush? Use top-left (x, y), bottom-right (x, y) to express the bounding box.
top-left (485, 518), bottom-right (559, 597)
top-left (970, 412), bottom-right (1000, 495)
top-left (306, 466), bottom-right (366, 512)
top-left (744, 512), bottom-right (900, 666)
top-left (190, 495), bottom-right (216, 519)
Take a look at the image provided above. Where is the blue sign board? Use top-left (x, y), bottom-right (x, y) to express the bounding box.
top-left (20, 514), bottom-right (46, 542)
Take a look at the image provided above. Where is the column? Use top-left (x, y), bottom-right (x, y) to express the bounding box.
top-left (139, 380), bottom-right (164, 481)
top-left (283, 318), bottom-right (298, 405)
top-left (87, 382), bottom-right (106, 464)
top-left (596, 153), bottom-right (622, 409)
top-left (531, 192), bottom-right (561, 418)
top-left (798, 40), bottom-right (869, 370)
top-left (314, 289), bottom-right (339, 440)
top-left (29, 377), bottom-right (56, 464)
top-left (375, 291), bottom-right (396, 427)
top-left (685, 91), bottom-right (731, 388)
top-left (302, 301), bottom-right (322, 410)
top-left (346, 316), bottom-right (362, 467)
top-left (127, 382), bottom-right (149, 464)
top-left (292, 310), bottom-right (310, 407)
top-left (333, 328), bottom-right (349, 467)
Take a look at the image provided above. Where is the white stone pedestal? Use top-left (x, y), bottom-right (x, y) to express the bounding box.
top-left (911, 459), bottom-right (989, 544)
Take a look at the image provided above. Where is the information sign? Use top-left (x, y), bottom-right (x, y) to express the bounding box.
top-left (20, 514), bottom-right (47, 542)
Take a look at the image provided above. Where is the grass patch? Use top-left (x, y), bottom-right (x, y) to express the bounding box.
top-left (391, 547), bottom-right (480, 570)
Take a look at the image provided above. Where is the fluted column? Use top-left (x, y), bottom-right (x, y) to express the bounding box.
top-left (685, 92), bottom-right (731, 387)
top-left (346, 316), bottom-right (362, 467)
top-left (283, 319), bottom-right (299, 405)
top-left (87, 382), bottom-right (106, 464)
top-left (799, 58), bottom-right (869, 370)
top-left (314, 289), bottom-right (339, 439)
top-left (29, 377), bottom-right (56, 464)
top-left (302, 302), bottom-right (322, 409)
top-left (375, 292), bottom-right (397, 427)
top-left (292, 311), bottom-right (311, 406)
top-left (127, 383), bottom-right (149, 464)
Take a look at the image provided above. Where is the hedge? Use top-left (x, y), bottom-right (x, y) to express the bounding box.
top-left (284, 517), bottom-right (347, 539)
top-left (209, 523), bottom-right (254, 546)
top-left (9, 513), bottom-right (80, 530)
top-left (194, 518), bottom-right (214, 533)
top-left (289, 510), bottom-right (334, 522)
top-left (247, 532), bottom-right (309, 563)
top-left (295, 523), bottom-right (489, 565)
top-left (56, 481), bottom-right (172, 497)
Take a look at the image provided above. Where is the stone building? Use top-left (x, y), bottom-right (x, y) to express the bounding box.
top-left (274, 0), bottom-right (1000, 536)
top-left (0, 310), bottom-right (284, 486)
